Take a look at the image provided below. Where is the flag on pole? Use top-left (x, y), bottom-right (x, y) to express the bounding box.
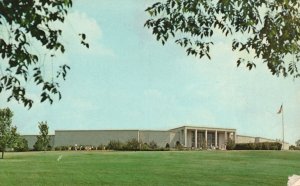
top-left (277, 104), bottom-right (283, 114)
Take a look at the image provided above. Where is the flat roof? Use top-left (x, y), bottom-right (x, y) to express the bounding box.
top-left (55, 129), bottom-right (139, 132)
top-left (169, 125), bottom-right (236, 131)
top-left (55, 130), bottom-right (173, 133)
top-left (236, 134), bottom-right (256, 138)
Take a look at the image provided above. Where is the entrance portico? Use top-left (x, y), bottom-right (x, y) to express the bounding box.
top-left (170, 126), bottom-right (236, 150)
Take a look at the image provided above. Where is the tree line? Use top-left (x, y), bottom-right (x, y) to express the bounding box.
top-left (0, 108), bottom-right (50, 159)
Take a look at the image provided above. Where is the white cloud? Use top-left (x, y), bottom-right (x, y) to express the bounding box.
top-left (53, 11), bottom-right (115, 58)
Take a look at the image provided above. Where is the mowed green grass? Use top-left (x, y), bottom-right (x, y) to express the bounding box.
top-left (0, 151), bottom-right (299, 186)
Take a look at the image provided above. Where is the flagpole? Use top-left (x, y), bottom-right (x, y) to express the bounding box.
top-left (282, 104), bottom-right (285, 150)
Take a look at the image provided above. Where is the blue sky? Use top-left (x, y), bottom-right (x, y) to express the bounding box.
top-left (1, 0), bottom-right (299, 144)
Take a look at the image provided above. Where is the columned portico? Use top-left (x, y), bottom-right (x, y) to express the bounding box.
top-left (171, 126), bottom-right (236, 150)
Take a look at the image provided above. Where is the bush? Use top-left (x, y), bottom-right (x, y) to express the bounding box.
top-left (107, 140), bottom-right (124, 150)
top-left (165, 143), bottom-right (170, 149)
top-left (234, 144), bottom-right (247, 150)
top-left (140, 143), bottom-right (150, 151)
top-left (262, 142), bottom-right (270, 150)
top-left (175, 141), bottom-right (183, 150)
top-left (14, 138), bottom-right (29, 152)
top-left (54, 146), bottom-right (69, 151)
top-left (149, 141), bottom-right (158, 150)
top-left (123, 138), bottom-right (140, 151)
top-left (234, 142), bottom-right (282, 150)
top-left (289, 145), bottom-right (300, 150)
top-left (33, 140), bottom-right (43, 151)
top-left (247, 143), bottom-right (256, 150)
top-left (255, 143), bottom-right (263, 150)
top-left (226, 139), bottom-right (236, 150)
top-left (97, 144), bottom-right (105, 150)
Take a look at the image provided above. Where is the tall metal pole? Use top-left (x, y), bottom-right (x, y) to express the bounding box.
top-left (282, 105), bottom-right (285, 150)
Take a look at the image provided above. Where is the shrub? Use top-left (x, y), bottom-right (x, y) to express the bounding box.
top-left (159, 147), bottom-right (170, 151)
top-left (289, 145), bottom-right (300, 150)
top-left (140, 143), bottom-right (150, 151)
top-left (247, 143), bottom-right (256, 150)
top-left (107, 140), bottom-right (124, 150)
top-left (226, 139), bottom-right (236, 150)
top-left (33, 140), bottom-right (43, 151)
top-left (149, 141), bottom-right (158, 150)
top-left (175, 141), bottom-right (183, 150)
top-left (165, 143), bottom-right (170, 149)
top-left (270, 142), bottom-right (282, 150)
top-left (14, 138), bottom-right (29, 152)
top-left (97, 144), bottom-right (105, 150)
top-left (262, 142), bottom-right (270, 150)
top-left (234, 142), bottom-right (282, 150)
top-left (78, 145), bottom-right (86, 150)
top-left (235, 143), bottom-right (247, 150)
top-left (83, 145), bottom-right (94, 150)
top-left (123, 138), bottom-right (140, 151)
top-left (54, 146), bottom-right (69, 151)
top-left (255, 143), bottom-right (263, 150)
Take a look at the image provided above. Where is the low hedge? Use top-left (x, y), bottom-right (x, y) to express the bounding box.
top-left (235, 142), bottom-right (282, 150)
top-left (289, 145), bottom-right (300, 150)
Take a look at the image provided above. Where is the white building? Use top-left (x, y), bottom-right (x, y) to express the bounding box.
top-left (22, 125), bottom-right (288, 150)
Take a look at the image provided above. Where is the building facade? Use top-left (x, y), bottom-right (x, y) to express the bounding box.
top-left (21, 125), bottom-right (288, 150)
top-left (22, 125), bottom-right (238, 150)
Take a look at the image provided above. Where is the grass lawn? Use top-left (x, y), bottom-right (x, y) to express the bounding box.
top-left (0, 150), bottom-right (299, 185)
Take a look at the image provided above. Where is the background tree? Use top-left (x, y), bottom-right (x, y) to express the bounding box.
top-left (14, 137), bottom-right (29, 152)
top-left (0, 108), bottom-right (19, 159)
top-left (0, 0), bottom-right (88, 108)
top-left (145, 0), bottom-right (300, 78)
top-left (296, 139), bottom-right (300, 147)
top-left (34, 121), bottom-right (50, 151)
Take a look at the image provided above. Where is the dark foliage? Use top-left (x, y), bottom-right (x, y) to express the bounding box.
top-left (145, 0), bottom-right (300, 79)
top-left (14, 137), bottom-right (29, 152)
top-left (289, 145), bottom-right (300, 150)
top-left (226, 139), bottom-right (236, 150)
top-left (234, 142), bottom-right (282, 150)
top-left (123, 138), bottom-right (140, 151)
top-left (0, 0), bottom-right (88, 108)
top-left (106, 140), bottom-right (124, 150)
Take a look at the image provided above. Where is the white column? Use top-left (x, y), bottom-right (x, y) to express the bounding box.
top-left (215, 130), bottom-right (218, 148)
top-left (195, 129), bottom-right (198, 148)
top-left (233, 132), bottom-right (236, 142)
top-left (224, 131), bottom-right (228, 150)
top-left (184, 128), bottom-right (187, 147)
top-left (205, 130), bottom-right (207, 148)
